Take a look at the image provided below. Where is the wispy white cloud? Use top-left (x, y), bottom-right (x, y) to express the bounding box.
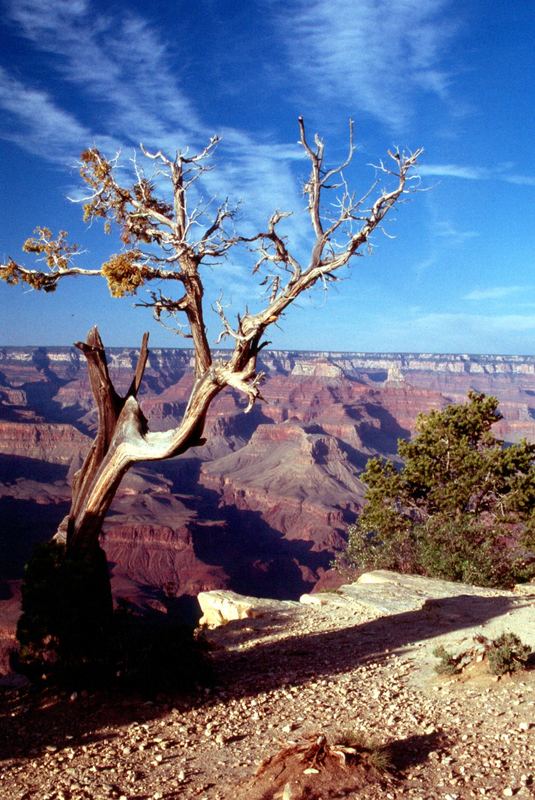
top-left (369, 309), bottom-right (535, 354)
top-left (435, 220), bottom-right (479, 245)
top-left (279, 0), bottom-right (456, 132)
top-left (420, 163), bottom-right (488, 179)
top-left (5, 0), bottom-right (88, 39)
top-left (411, 215), bottom-right (477, 277)
top-left (4, 0), bottom-right (203, 150)
top-left (463, 286), bottom-right (527, 301)
top-left (420, 162), bottom-right (535, 185)
top-left (413, 256), bottom-right (438, 275)
top-left (414, 311), bottom-right (535, 334)
top-left (1, 0), bottom-right (310, 238)
top-left (504, 174), bottom-right (535, 187)
top-left (0, 66), bottom-right (113, 161)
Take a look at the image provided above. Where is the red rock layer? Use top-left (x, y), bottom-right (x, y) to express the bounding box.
top-left (0, 346), bottom-right (534, 641)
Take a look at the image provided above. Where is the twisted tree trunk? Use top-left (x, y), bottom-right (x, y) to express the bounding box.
top-left (55, 326), bottom-right (150, 554)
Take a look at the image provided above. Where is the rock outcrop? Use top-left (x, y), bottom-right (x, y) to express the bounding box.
top-left (0, 421), bottom-right (90, 464)
top-left (199, 570), bottom-right (535, 686)
top-left (200, 421), bottom-right (363, 551)
top-left (198, 589), bottom-right (298, 627)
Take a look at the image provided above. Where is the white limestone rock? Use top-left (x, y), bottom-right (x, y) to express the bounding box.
top-left (197, 589), bottom-right (298, 628)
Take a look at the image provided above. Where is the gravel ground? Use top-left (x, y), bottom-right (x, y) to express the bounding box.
top-left (1, 600), bottom-right (534, 799)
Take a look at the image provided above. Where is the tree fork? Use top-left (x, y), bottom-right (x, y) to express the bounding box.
top-left (57, 326), bottom-right (222, 555)
top-left (54, 326), bottom-right (149, 552)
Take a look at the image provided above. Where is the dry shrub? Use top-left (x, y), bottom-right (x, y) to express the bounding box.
top-left (238, 730), bottom-right (395, 800)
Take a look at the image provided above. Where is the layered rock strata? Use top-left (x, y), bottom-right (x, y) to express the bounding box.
top-left (1, 345), bottom-right (535, 630)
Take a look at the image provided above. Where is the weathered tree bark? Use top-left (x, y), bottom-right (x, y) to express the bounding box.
top-left (54, 327), bottom-right (146, 551)
top-left (54, 325), bottom-right (226, 560)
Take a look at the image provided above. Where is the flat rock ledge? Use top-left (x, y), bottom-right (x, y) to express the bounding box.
top-left (198, 570), bottom-right (535, 686)
top-left (199, 570), bottom-right (534, 628)
top-left (304, 569), bottom-right (517, 614)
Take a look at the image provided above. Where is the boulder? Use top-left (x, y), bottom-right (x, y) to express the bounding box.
top-left (197, 590), bottom-right (298, 628)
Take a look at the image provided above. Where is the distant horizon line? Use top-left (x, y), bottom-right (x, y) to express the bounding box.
top-left (2, 344), bottom-right (535, 360)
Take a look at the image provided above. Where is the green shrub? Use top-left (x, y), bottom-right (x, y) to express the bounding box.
top-left (485, 633), bottom-right (531, 676)
top-left (340, 393), bottom-right (535, 589)
top-left (433, 633), bottom-right (532, 678)
top-left (16, 541), bottom-right (113, 682)
top-left (415, 517), bottom-right (526, 587)
top-left (432, 644), bottom-right (463, 676)
top-left (110, 601), bottom-right (211, 694)
top-left (334, 728), bottom-right (393, 772)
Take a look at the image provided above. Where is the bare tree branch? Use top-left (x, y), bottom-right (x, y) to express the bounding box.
top-left (1, 118), bottom-right (422, 557)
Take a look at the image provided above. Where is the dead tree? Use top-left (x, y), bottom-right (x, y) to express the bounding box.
top-left (1, 119), bottom-right (422, 569)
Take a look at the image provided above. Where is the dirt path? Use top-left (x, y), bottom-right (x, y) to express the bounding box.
top-left (1, 579), bottom-right (534, 799)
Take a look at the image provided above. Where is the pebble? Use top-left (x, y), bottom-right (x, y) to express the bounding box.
top-left (2, 602), bottom-right (534, 800)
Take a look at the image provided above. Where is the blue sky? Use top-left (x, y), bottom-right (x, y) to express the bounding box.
top-left (1, 0), bottom-right (535, 354)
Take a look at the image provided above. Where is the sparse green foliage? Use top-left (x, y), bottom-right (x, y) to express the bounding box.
top-left (334, 728), bottom-right (393, 772)
top-left (432, 644), bottom-right (462, 676)
top-left (416, 516), bottom-right (520, 587)
top-left (341, 392), bottom-right (535, 588)
top-left (101, 250), bottom-right (147, 296)
top-left (433, 633), bottom-right (532, 678)
top-left (484, 632), bottom-right (531, 676)
top-left (80, 148), bottom-right (173, 243)
top-left (368, 743), bottom-right (394, 773)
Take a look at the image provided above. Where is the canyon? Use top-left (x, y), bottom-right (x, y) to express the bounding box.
top-left (1, 344), bottom-right (535, 663)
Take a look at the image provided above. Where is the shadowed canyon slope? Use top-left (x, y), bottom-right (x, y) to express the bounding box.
top-left (1, 345), bottom-right (535, 640)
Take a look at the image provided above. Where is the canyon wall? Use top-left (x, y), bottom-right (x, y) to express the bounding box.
top-left (1, 345), bottom-right (535, 629)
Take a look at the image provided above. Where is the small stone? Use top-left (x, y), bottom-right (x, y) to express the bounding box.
top-left (282, 723), bottom-right (297, 733)
top-left (503, 789), bottom-right (515, 797)
top-left (518, 722), bottom-right (531, 732)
